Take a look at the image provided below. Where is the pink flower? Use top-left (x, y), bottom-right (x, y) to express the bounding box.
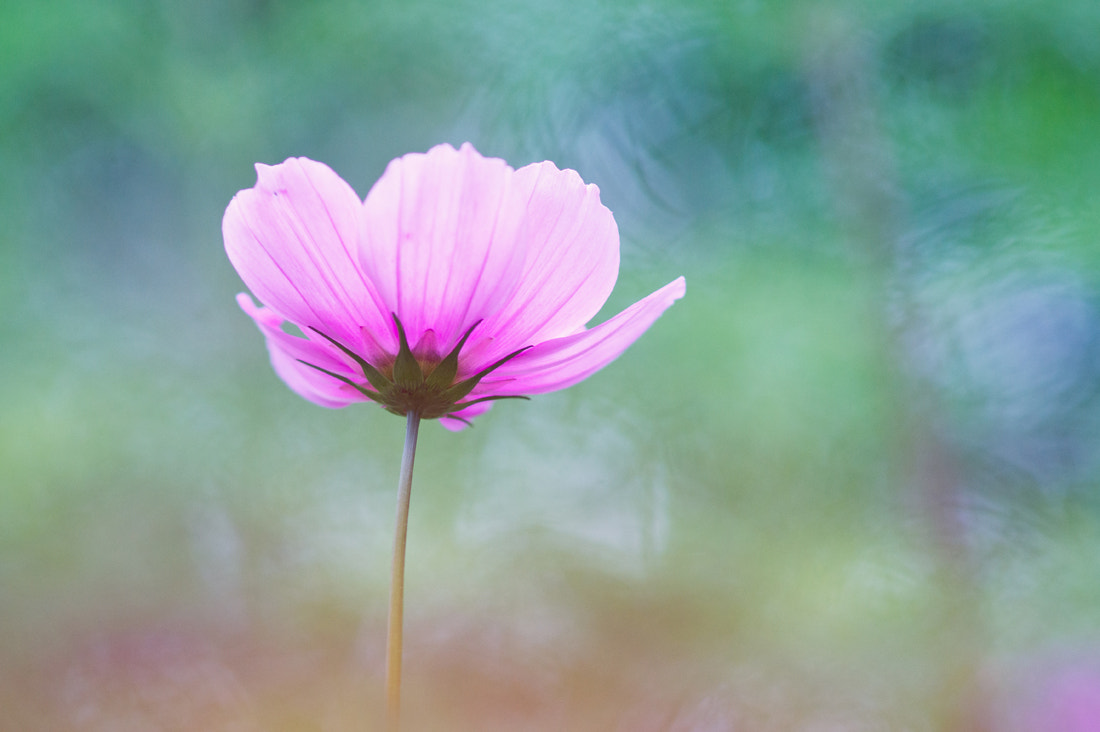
top-left (224, 142), bottom-right (685, 430)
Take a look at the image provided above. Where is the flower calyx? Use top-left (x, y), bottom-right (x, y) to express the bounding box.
top-left (299, 315), bottom-right (530, 424)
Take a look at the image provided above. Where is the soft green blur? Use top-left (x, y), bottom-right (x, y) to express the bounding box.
top-left (3, 1), bottom-right (1099, 729)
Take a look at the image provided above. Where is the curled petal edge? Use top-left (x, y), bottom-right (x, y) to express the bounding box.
top-left (481, 276), bottom-right (686, 396)
top-left (237, 293), bottom-right (361, 408)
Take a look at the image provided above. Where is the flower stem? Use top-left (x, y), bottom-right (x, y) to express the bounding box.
top-left (386, 410), bottom-right (420, 731)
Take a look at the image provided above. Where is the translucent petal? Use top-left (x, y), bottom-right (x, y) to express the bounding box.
top-left (359, 143), bottom-right (619, 367)
top-left (469, 158), bottom-right (620, 365)
top-left (224, 157), bottom-right (395, 362)
top-left (478, 277), bottom-right (686, 395)
top-left (359, 143), bottom-right (529, 356)
top-left (237, 294), bottom-right (363, 408)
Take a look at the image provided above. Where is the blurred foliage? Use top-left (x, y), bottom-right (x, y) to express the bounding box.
top-left (2, 0), bottom-right (1099, 729)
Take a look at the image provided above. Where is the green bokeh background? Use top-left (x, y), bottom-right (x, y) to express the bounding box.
top-left (3, 1), bottom-right (1100, 729)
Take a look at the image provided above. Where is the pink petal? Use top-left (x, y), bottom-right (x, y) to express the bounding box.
top-left (237, 293), bottom-right (363, 408)
top-left (224, 157), bottom-right (395, 362)
top-left (359, 143), bottom-right (528, 356)
top-left (478, 276), bottom-right (686, 395)
top-left (358, 143), bottom-right (619, 366)
top-left (470, 157), bottom-right (620, 364)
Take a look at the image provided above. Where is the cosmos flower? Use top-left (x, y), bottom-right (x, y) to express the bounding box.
top-left (224, 142), bottom-right (685, 429)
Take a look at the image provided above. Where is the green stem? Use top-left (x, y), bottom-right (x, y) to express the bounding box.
top-left (386, 411), bottom-right (420, 731)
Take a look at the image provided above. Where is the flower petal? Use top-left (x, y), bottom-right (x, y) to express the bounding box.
top-left (359, 143), bottom-right (529, 356)
top-left (470, 157), bottom-right (620, 364)
top-left (358, 143), bottom-right (620, 367)
top-left (237, 293), bottom-right (363, 408)
top-left (224, 157), bottom-right (395, 362)
top-left (478, 276), bottom-right (686, 395)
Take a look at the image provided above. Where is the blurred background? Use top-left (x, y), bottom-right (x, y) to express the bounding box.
top-left (2, 0), bottom-right (1100, 729)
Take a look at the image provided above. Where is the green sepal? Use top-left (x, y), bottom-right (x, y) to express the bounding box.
top-left (308, 327), bottom-right (393, 394)
top-left (297, 360), bottom-right (386, 404)
top-left (439, 345), bottom-right (533, 403)
top-left (425, 320), bottom-right (481, 391)
top-left (390, 314), bottom-right (425, 390)
top-left (440, 395), bottom-right (530, 425)
top-left (451, 394), bottom-right (530, 410)
top-left (299, 315), bottom-right (533, 423)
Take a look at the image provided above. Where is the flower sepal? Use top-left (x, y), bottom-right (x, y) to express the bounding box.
top-left (300, 315), bottom-right (530, 421)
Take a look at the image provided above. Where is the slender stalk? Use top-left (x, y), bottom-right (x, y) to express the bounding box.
top-left (386, 411), bottom-right (421, 731)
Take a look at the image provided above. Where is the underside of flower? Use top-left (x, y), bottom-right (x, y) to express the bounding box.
top-left (224, 145), bottom-right (686, 429)
top-left (298, 315), bottom-right (530, 425)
